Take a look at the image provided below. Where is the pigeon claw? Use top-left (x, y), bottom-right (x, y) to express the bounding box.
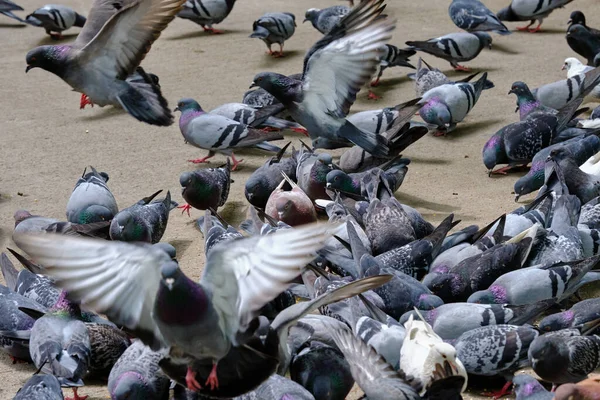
top-left (231, 153), bottom-right (244, 171)
top-left (80, 94), bottom-right (94, 109)
top-left (528, 23), bottom-right (542, 33)
top-left (482, 381), bottom-right (512, 399)
top-left (432, 130), bottom-right (447, 137)
top-left (291, 127), bottom-right (309, 137)
top-left (453, 64), bottom-right (471, 72)
top-left (188, 157), bottom-right (212, 164)
top-left (204, 27), bottom-right (223, 34)
top-left (205, 362), bottom-right (220, 390)
top-left (370, 78), bottom-right (381, 87)
top-left (65, 387), bottom-right (88, 400)
top-left (9, 355), bottom-right (27, 364)
top-left (178, 204), bottom-right (192, 217)
top-left (186, 366), bottom-right (203, 392)
top-left (260, 127), bottom-right (280, 132)
top-left (367, 90), bottom-right (381, 101)
top-left (49, 32), bottom-right (64, 40)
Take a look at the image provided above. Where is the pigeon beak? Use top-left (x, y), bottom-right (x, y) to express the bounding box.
top-left (487, 169), bottom-right (493, 177)
top-left (514, 194), bottom-right (520, 202)
top-left (302, 18), bottom-right (308, 23)
top-left (277, 211), bottom-right (284, 219)
top-left (249, 82), bottom-right (257, 89)
top-left (165, 277), bottom-right (174, 290)
top-left (530, 358), bottom-right (538, 368)
top-left (174, 106), bottom-right (180, 112)
top-left (488, 43), bottom-right (492, 50)
top-left (25, 65), bottom-right (33, 73)
top-left (561, 64), bottom-right (567, 71)
top-left (326, 182), bottom-right (332, 188)
top-left (508, 89), bottom-right (515, 95)
top-left (568, 19), bottom-right (572, 25)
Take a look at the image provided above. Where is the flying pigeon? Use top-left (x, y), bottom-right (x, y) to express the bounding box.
top-left (250, 0), bottom-right (393, 156)
top-left (176, 0), bottom-right (236, 34)
top-left (497, 0), bottom-right (574, 33)
top-left (448, 0), bottom-right (510, 35)
top-left (179, 159), bottom-right (231, 215)
top-left (250, 12), bottom-right (296, 57)
top-left (175, 98), bottom-right (284, 170)
top-left (0, 0), bottom-right (25, 23)
top-left (25, 5), bottom-right (86, 39)
top-left (13, 374), bottom-right (64, 400)
top-left (66, 167), bottom-right (118, 225)
top-left (303, 5), bottom-right (349, 34)
top-left (25, 0), bottom-right (184, 126)
top-left (406, 32), bottom-right (492, 72)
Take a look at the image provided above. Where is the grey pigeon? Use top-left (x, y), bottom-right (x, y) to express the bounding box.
top-left (242, 72), bottom-right (303, 110)
top-left (179, 159), bottom-right (231, 215)
top-left (512, 374), bottom-right (553, 400)
top-left (13, 210), bottom-right (110, 238)
top-left (175, 98), bottom-right (284, 170)
top-left (251, 0), bottom-right (392, 156)
top-left (109, 190), bottom-right (176, 244)
top-left (326, 321), bottom-right (421, 400)
top-left (364, 197), bottom-right (416, 255)
top-left (197, 209), bottom-right (243, 256)
top-left (420, 72), bottom-right (488, 135)
top-left (108, 340), bottom-right (170, 400)
top-left (303, 5), bottom-right (349, 34)
top-left (0, 0), bottom-right (25, 23)
top-left (355, 315), bottom-right (405, 369)
top-left (245, 144), bottom-right (298, 209)
top-left (250, 12), bottom-right (296, 57)
top-left (406, 32), bottom-right (492, 71)
top-left (236, 374), bottom-right (315, 400)
top-left (538, 297), bottom-right (600, 333)
top-left (13, 374), bottom-right (64, 400)
top-left (66, 167), bottom-right (118, 224)
top-left (25, 5), bottom-right (86, 39)
top-left (498, 0), bottom-right (574, 33)
top-left (210, 102), bottom-right (305, 133)
top-left (371, 45), bottom-right (416, 86)
top-left (176, 0), bottom-right (236, 33)
top-left (533, 74), bottom-right (600, 111)
top-left (529, 329), bottom-right (600, 386)
top-left (567, 24), bottom-right (600, 67)
top-left (14, 223), bottom-right (341, 393)
top-left (448, 0), bottom-right (510, 35)
top-left (296, 149), bottom-right (337, 202)
top-left (25, 0), bottom-right (182, 126)
top-left (548, 147), bottom-right (600, 204)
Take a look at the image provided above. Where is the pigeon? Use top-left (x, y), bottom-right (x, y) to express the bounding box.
top-left (303, 5), bottom-right (350, 34)
top-left (448, 0), bottom-right (511, 35)
top-left (454, 324), bottom-right (539, 398)
top-left (405, 32), bottom-right (492, 72)
top-left (0, 0), bottom-right (25, 23)
top-left (265, 172), bottom-right (318, 226)
top-left (66, 167), bottom-right (118, 225)
top-left (371, 45), bottom-right (416, 87)
top-left (411, 58), bottom-right (452, 96)
top-left (296, 149), bottom-right (337, 202)
top-left (179, 159), bottom-right (231, 215)
top-left (198, 209), bottom-right (244, 257)
top-left (108, 340), bottom-right (170, 400)
top-left (355, 315), bottom-right (406, 369)
top-left (250, 12), bottom-right (296, 57)
top-left (399, 315), bottom-right (467, 395)
top-left (245, 144), bottom-right (298, 209)
top-left (509, 81), bottom-right (556, 121)
top-left (420, 72), bottom-right (488, 135)
top-left (548, 147), bottom-right (600, 204)
top-left (109, 190), bottom-right (176, 244)
top-left (512, 374), bottom-right (553, 400)
top-left (566, 24), bottom-right (600, 67)
top-left (25, 5), bottom-right (86, 39)
top-left (554, 377), bottom-right (600, 400)
top-left (497, 0), bottom-right (574, 33)
top-left (514, 136), bottom-right (600, 201)
top-left (210, 102), bottom-right (305, 133)
top-left (580, 193), bottom-right (600, 229)
top-left (528, 329), bottom-right (600, 386)
top-left (25, 0), bottom-right (183, 126)
top-left (242, 72), bottom-right (303, 110)
top-left (176, 0), bottom-right (236, 34)
top-left (175, 98), bottom-right (284, 170)
top-left (13, 222), bottom-right (342, 393)
top-left (563, 57), bottom-right (594, 78)
top-left (538, 297), bottom-right (600, 332)
top-left (250, 0), bottom-right (392, 156)
top-left (289, 341), bottom-right (354, 400)
top-left (326, 321), bottom-right (422, 400)
top-left (86, 323), bottom-right (132, 378)
top-left (569, 10), bottom-right (600, 37)
top-left (236, 374), bottom-right (316, 400)
top-left (533, 73), bottom-right (600, 110)
top-left (364, 196), bottom-right (416, 255)
top-left (467, 254), bottom-right (600, 305)
top-left (12, 210), bottom-right (110, 238)
top-left (13, 374), bottom-right (64, 400)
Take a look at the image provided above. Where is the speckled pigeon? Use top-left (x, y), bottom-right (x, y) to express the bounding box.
top-left (179, 159), bottom-right (231, 215)
top-left (25, 5), bottom-right (86, 39)
top-left (13, 374), bottom-right (64, 400)
top-left (250, 12), bottom-right (296, 57)
top-left (448, 0), bottom-right (510, 35)
top-left (303, 5), bottom-right (349, 34)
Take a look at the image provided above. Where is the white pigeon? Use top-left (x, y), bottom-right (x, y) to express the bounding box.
top-left (580, 150), bottom-right (600, 175)
top-left (399, 314), bottom-right (468, 395)
top-left (563, 57), bottom-right (594, 78)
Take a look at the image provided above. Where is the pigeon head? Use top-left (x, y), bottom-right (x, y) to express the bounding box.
top-left (180, 171), bottom-right (211, 198)
top-left (537, 311), bottom-right (574, 333)
top-left (514, 161), bottom-right (545, 202)
top-left (528, 335), bottom-right (567, 375)
top-left (420, 98), bottom-right (451, 129)
top-left (174, 98), bottom-right (203, 113)
top-left (317, 153), bottom-right (333, 167)
top-left (512, 374), bottom-right (548, 398)
top-left (546, 147), bottom-right (571, 163)
top-left (508, 81), bottom-right (535, 101)
top-left (567, 24), bottom-right (590, 38)
top-left (325, 170), bottom-right (358, 193)
top-left (109, 211), bottom-right (142, 242)
top-left (81, 166), bottom-right (110, 183)
top-left (473, 32), bottom-right (493, 50)
top-left (427, 273), bottom-right (463, 302)
top-left (562, 57), bottom-right (582, 73)
top-left (482, 133), bottom-right (505, 171)
top-left (13, 209), bottom-right (33, 226)
top-left (111, 371), bottom-right (154, 400)
top-left (250, 72), bottom-right (297, 104)
top-left (496, 6), bottom-right (519, 22)
top-left (303, 8), bottom-right (320, 23)
top-left (569, 11), bottom-right (585, 26)
top-left (245, 174), bottom-right (271, 208)
top-left (160, 261), bottom-right (181, 290)
top-left (77, 205), bottom-right (115, 224)
top-left (466, 289), bottom-right (503, 304)
top-left (416, 293), bottom-right (444, 310)
top-left (275, 195), bottom-right (298, 222)
top-left (25, 45), bottom-right (71, 77)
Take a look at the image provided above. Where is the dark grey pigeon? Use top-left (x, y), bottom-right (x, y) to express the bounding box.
top-left (180, 159), bottom-right (231, 215)
top-left (66, 167), bottom-right (118, 225)
top-left (580, 195), bottom-right (600, 229)
top-left (303, 5), bottom-right (349, 34)
top-left (0, 0), bottom-right (25, 23)
top-left (497, 0), bottom-right (574, 33)
top-left (108, 340), bottom-right (170, 400)
top-left (364, 197), bottom-right (416, 255)
top-left (110, 190), bottom-right (177, 244)
top-left (13, 374), bottom-right (64, 400)
top-left (569, 11), bottom-right (600, 37)
top-left (251, 0), bottom-right (392, 156)
top-left (547, 147), bottom-right (600, 204)
top-left (512, 374), bottom-right (553, 400)
top-left (25, 5), bottom-right (86, 39)
top-left (250, 12), bottom-right (296, 57)
top-left (176, 0), bottom-right (236, 34)
top-left (25, 0), bottom-right (182, 126)
top-left (326, 321), bottom-right (421, 400)
top-left (406, 32), bottom-right (492, 71)
top-left (538, 297), bottom-right (600, 332)
top-left (449, 0), bottom-right (510, 35)
top-left (242, 73), bottom-right (302, 110)
top-left (529, 329), bottom-right (600, 386)
top-left (296, 148), bottom-right (337, 202)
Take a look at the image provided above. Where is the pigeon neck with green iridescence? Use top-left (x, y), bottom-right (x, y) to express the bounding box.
top-left (261, 74), bottom-right (302, 106)
top-left (51, 290), bottom-right (82, 317)
top-left (515, 91), bottom-right (543, 120)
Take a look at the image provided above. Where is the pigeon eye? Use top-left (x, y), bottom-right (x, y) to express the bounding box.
top-left (31, 57), bottom-right (36, 62)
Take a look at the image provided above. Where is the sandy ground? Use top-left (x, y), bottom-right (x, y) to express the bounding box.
top-left (1, 0), bottom-right (599, 398)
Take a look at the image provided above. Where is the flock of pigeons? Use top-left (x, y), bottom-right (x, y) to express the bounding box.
top-left (5, 0), bottom-right (600, 399)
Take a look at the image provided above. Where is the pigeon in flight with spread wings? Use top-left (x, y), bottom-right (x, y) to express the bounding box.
top-left (24, 0), bottom-right (185, 126)
top-left (14, 222), bottom-right (340, 392)
top-left (250, 0), bottom-right (393, 157)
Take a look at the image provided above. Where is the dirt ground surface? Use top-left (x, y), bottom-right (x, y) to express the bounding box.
top-left (1, 0), bottom-right (599, 398)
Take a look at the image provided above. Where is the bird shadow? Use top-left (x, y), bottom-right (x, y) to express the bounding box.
top-left (169, 239), bottom-right (193, 259)
top-left (456, 118), bottom-right (504, 136)
top-left (79, 107), bottom-right (124, 122)
top-left (36, 33), bottom-right (78, 45)
top-left (514, 27), bottom-right (565, 35)
top-left (167, 28), bottom-right (244, 41)
top-left (0, 23), bottom-right (26, 28)
top-left (258, 50), bottom-right (304, 67)
top-left (396, 192), bottom-right (457, 214)
top-left (404, 156), bottom-right (451, 165)
top-left (491, 42), bottom-right (520, 55)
